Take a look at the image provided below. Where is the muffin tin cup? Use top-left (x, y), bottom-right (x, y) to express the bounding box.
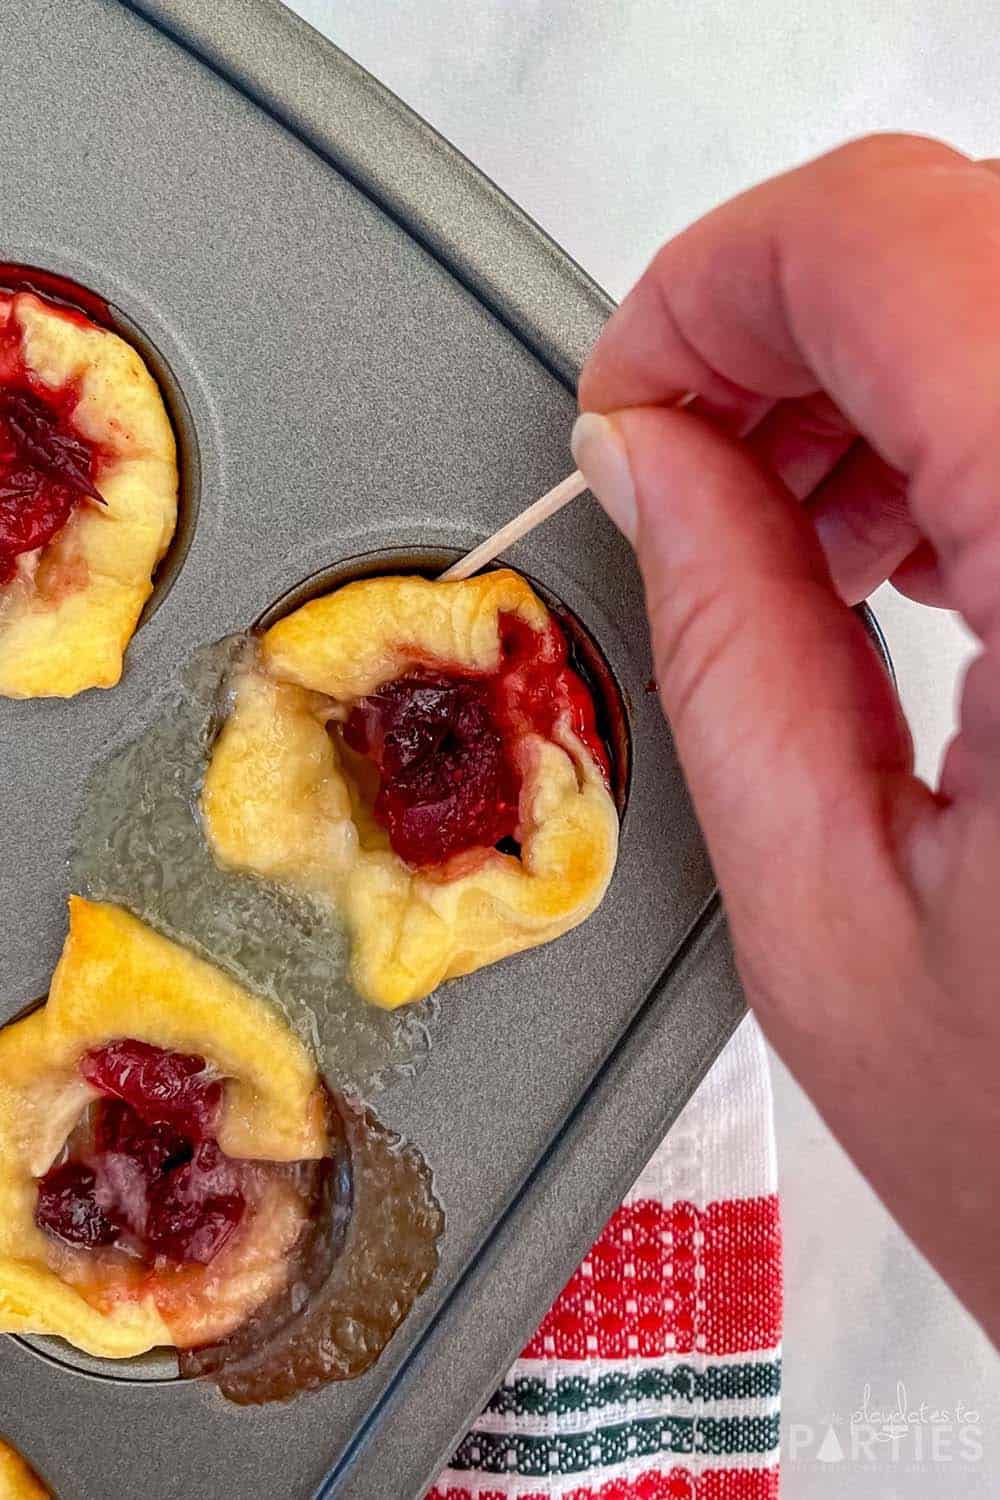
top-left (0, 4), bottom-right (892, 1498)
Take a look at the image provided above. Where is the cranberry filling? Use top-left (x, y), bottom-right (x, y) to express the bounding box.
top-left (343, 611), bottom-right (609, 869)
top-left (345, 675), bottom-right (521, 867)
top-left (35, 1041), bottom-right (245, 1267)
top-left (80, 1038), bottom-right (223, 1138)
top-left (143, 1139), bottom-right (245, 1266)
top-left (0, 294), bottom-right (104, 586)
top-left (35, 1161), bottom-right (120, 1250)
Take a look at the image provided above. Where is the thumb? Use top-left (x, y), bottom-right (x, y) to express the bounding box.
top-left (571, 407), bottom-right (916, 938)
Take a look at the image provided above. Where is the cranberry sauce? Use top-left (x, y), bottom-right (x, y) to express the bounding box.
top-left (492, 613), bottom-right (610, 774)
top-left (342, 611), bottom-right (609, 868)
top-left (0, 264), bottom-right (112, 328)
top-left (81, 1038), bottom-right (223, 1136)
top-left (344, 675), bottom-right (521, 867)
top-left (34, 1040), bottom-right (245, 1267)
top-left (0, 291), bottom-right (104, 584)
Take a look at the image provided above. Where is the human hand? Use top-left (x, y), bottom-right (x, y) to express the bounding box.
top-left (571, 134), bottom-right (1000, 1342)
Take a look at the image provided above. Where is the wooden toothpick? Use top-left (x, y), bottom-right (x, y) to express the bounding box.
top-left (439, 469), bottom-right (589, 582)
top-left (439, 392), bottom-right (697, 582)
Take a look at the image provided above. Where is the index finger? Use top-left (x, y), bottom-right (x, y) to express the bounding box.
top-left (580, 133), bottom-right (1000, 642)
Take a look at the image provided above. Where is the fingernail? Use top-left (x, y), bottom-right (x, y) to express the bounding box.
top-left (571, 412), bottom-right (638, 542)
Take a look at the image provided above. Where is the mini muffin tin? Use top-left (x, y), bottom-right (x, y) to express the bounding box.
top-left (0, 3), bottom-right (891, 1496)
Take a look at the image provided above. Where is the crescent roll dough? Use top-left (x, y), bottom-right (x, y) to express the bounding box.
top-left (0, 291), bottom-right (177, 699)
top-left (0, 899), bottom-right (326, 1358)
top-left (203, 571), bottom-right (619, 1008)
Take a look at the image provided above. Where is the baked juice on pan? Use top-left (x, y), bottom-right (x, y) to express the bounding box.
top-left (1, 569), bottom-right (619, 1398)
top-left (0, 281), bottom-right (178, 699)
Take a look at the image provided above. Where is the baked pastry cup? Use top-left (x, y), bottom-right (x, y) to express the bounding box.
top-left (203, 570), bottom-right (619, 1008)
top-left (0, 290), bottom-right (177, 698)
top-left (0, 1438), bottom-right (50, 1500)
top-left (0, 898), bottom-right (327, 1359)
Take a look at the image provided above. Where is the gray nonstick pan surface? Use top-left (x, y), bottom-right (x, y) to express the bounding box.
top-left (0, 3), bottom-right (890, 1495)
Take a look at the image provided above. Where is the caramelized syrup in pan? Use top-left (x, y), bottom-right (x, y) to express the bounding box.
top-left (71, 638), bottom-right (434, 1096)
top-left (180, 1092), bottom-right (442, 1402)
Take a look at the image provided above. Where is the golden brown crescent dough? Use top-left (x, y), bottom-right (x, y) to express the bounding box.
top-left (0, 899), bottom-right (327, 1358)
top-left (0, 291), bottom-right (177, 699)
top-left (203, 571), bottom-right (619, 1008)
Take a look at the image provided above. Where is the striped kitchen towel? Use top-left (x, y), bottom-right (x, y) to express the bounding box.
top-left (429, 1014), bottom-right (782, 1499)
